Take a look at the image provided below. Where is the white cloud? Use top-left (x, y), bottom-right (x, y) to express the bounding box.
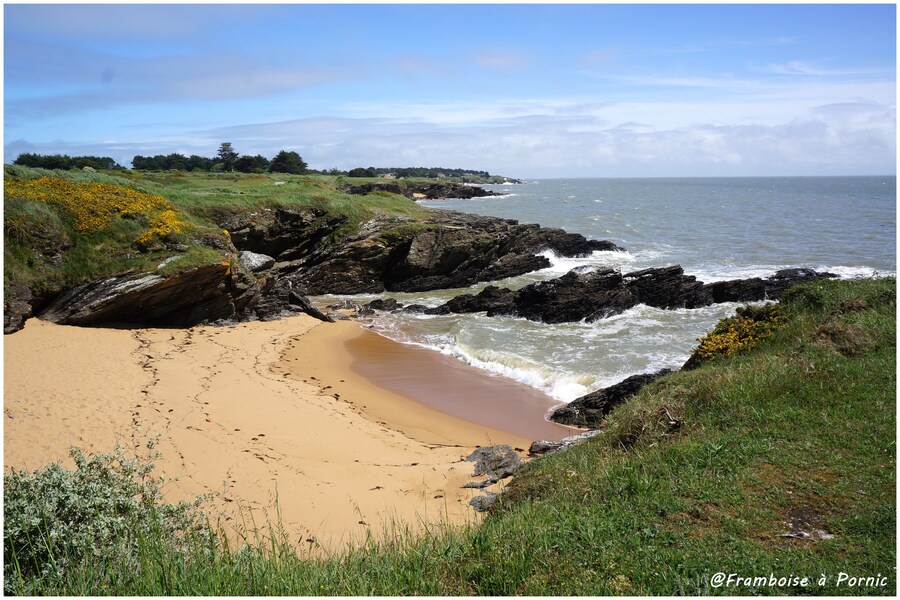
top-left (757, 61), bottom-right (893, 77)
top-left (10, 92), bottom-right (894, 177)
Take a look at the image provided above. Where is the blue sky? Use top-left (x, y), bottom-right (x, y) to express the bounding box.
top-left (4, 3), bottom-right (896, 177)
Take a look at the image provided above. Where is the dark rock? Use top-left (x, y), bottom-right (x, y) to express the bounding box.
top-left (401, 304), bottom-right (429, 313)
top-left (462, 480), bottom-right (495, 489)
top-left (527, 439), bottom-right (565, 456)
top-left (222, 207), bottom-right (349, 264)
top-left (4, 283), bottom-right (33, 334)
top-left (252, 277), bottom-right (299, 321)
top-left (364, 298), bottom-right (404, 312)
top-left (430, 265), bottom-right (839, 325)
top-left (221, 207), bottom-right (621, 298)
top-left (469, 492), bottom-right (497, 512)
top-left (287, 292), bottom-right (335, 323)
top-left (703, 278), bottom-right (768, 303)
top-left (466, 445), bottom-right (522, 483)
top-left (343, 181), bottom-right (497, 201)
top-left (506, 226), bottom-right (623, 257)
top-left (39, 263), bottom-right (262, 327)
top-left (765, 268), bottom-right (838, 297)
top-left (702, 268), bottom-right (837, 303)
top-left (624, 266), bottom-right (712, 309)
top-left (428, 269), bottom-right (636, 322)
top-left (327, 299), bottom-right (363, 312)
top-left (426, 285), bottom-right (516, 316)
top-left (509, 269), bottom-right (636, 323)
top-left (550, 370), bottom-right (673, 429)
top-left (528, 429), bottom-right (605, 456)
top-left (477, 253), bottom-right (551, 281)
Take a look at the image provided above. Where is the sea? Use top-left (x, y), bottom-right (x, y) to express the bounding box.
top-left (314, 176), bottom-right (896, 405)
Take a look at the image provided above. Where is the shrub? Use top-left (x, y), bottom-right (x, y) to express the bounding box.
top-left (3, 445), bottom-right (214, 595)
top-left (3, 176), bottom-right (187, 246)
top-left (686, 303), bottom-right (785, 368)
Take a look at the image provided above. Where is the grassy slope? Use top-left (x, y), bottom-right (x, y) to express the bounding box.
top-left (3, 167), bottom-right (427, 297)
top-left (14, 277), bottom-right (895, 595)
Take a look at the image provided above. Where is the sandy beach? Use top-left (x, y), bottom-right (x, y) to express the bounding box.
top-left (4, 315), bottom-right (569, 553)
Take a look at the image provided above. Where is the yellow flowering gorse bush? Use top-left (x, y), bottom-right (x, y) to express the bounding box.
top-left (694, 303), bottom-right (786, 360)
top-left (4, 177), bottom-right (186, 246)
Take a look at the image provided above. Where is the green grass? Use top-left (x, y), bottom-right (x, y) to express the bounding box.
top-left (5, 278), bottom-right (894, 595)
top-left (3, 167), bottom-right (428, 298)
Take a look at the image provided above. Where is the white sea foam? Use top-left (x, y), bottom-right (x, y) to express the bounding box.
top-left (818, 265), bottom-right (894, 279)
top-left (687, 264), bottom-right (894, 283)
top-left (441, 342), bottom-right (595, 402)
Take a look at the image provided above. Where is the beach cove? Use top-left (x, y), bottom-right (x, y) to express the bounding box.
top-left (4, 315), bottom-right (567, 553)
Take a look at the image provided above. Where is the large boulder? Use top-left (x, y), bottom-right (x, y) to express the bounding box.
top-left (510, 268), bottom-right (636, 323)
top-left (466, 445), bottom-right (522, 484)
top-left (238, 250), bottom-right (275, 273)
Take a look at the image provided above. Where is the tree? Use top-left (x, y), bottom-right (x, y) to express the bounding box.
top-left (268, 150), bottom-right (307, 174)
top-left (234, 154), bottom-right (271, 173)
top-left (348, 167), bottom-right (377, 178)
top-left (186, 154), bottom-right (215, 172)
top-left (14, 153), bottom-right (123, 170)
top-left (217, 142), bottom-right (238, 172)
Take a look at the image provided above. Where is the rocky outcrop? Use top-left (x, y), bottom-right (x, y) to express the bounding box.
top-left (702, 268), bottom-right (837, 303)
top-left (37, 263), bottom-right (262, 327)
top-left (426, 266), bottom-right (837, 324)
top-left (8, 204), bottom-right (621, 331)
top-left (223, 207), bottom-right (622, 298)
top-left (6, 202), bottom-right (622, 331)
top-left (343, 181), bottom-right (497, 200)
top-left (549, 370), bottom-right (673, 429)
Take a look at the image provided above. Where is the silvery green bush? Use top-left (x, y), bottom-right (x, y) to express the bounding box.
top-left (3, 445), bottom-right (214, 594)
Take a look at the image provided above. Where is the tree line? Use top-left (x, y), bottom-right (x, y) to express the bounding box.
top-left (346, 166), bottom-right (493, 179)
top-left (11, 146), bottom-right (495, 179)
top-left (12, 153), bottom-right (124, 171)
top-left (12, 143), bottom-right (309, 175)
top-left (133, 143), bottom-right (308, 174)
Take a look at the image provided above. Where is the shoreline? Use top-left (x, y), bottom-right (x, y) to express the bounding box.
top-left (4, 315), bottom-right (560, 552)
top-left (344, 325), bottom-right (574, 442)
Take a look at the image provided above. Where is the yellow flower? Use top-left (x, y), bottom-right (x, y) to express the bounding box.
top-left (5, 176), bottom-right (187, 246)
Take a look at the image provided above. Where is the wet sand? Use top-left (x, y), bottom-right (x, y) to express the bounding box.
top-left (4, 315), bottom-right (568, 552)
top-left (345, 327), bottom-right (572, 442)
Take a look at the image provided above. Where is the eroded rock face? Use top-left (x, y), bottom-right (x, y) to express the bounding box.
top-left (4, 283), bottom-right (33, 334)
top-left (38, 263), bottom-right (262, 327)
top-left (225, 208), bottom-right (622, 297)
